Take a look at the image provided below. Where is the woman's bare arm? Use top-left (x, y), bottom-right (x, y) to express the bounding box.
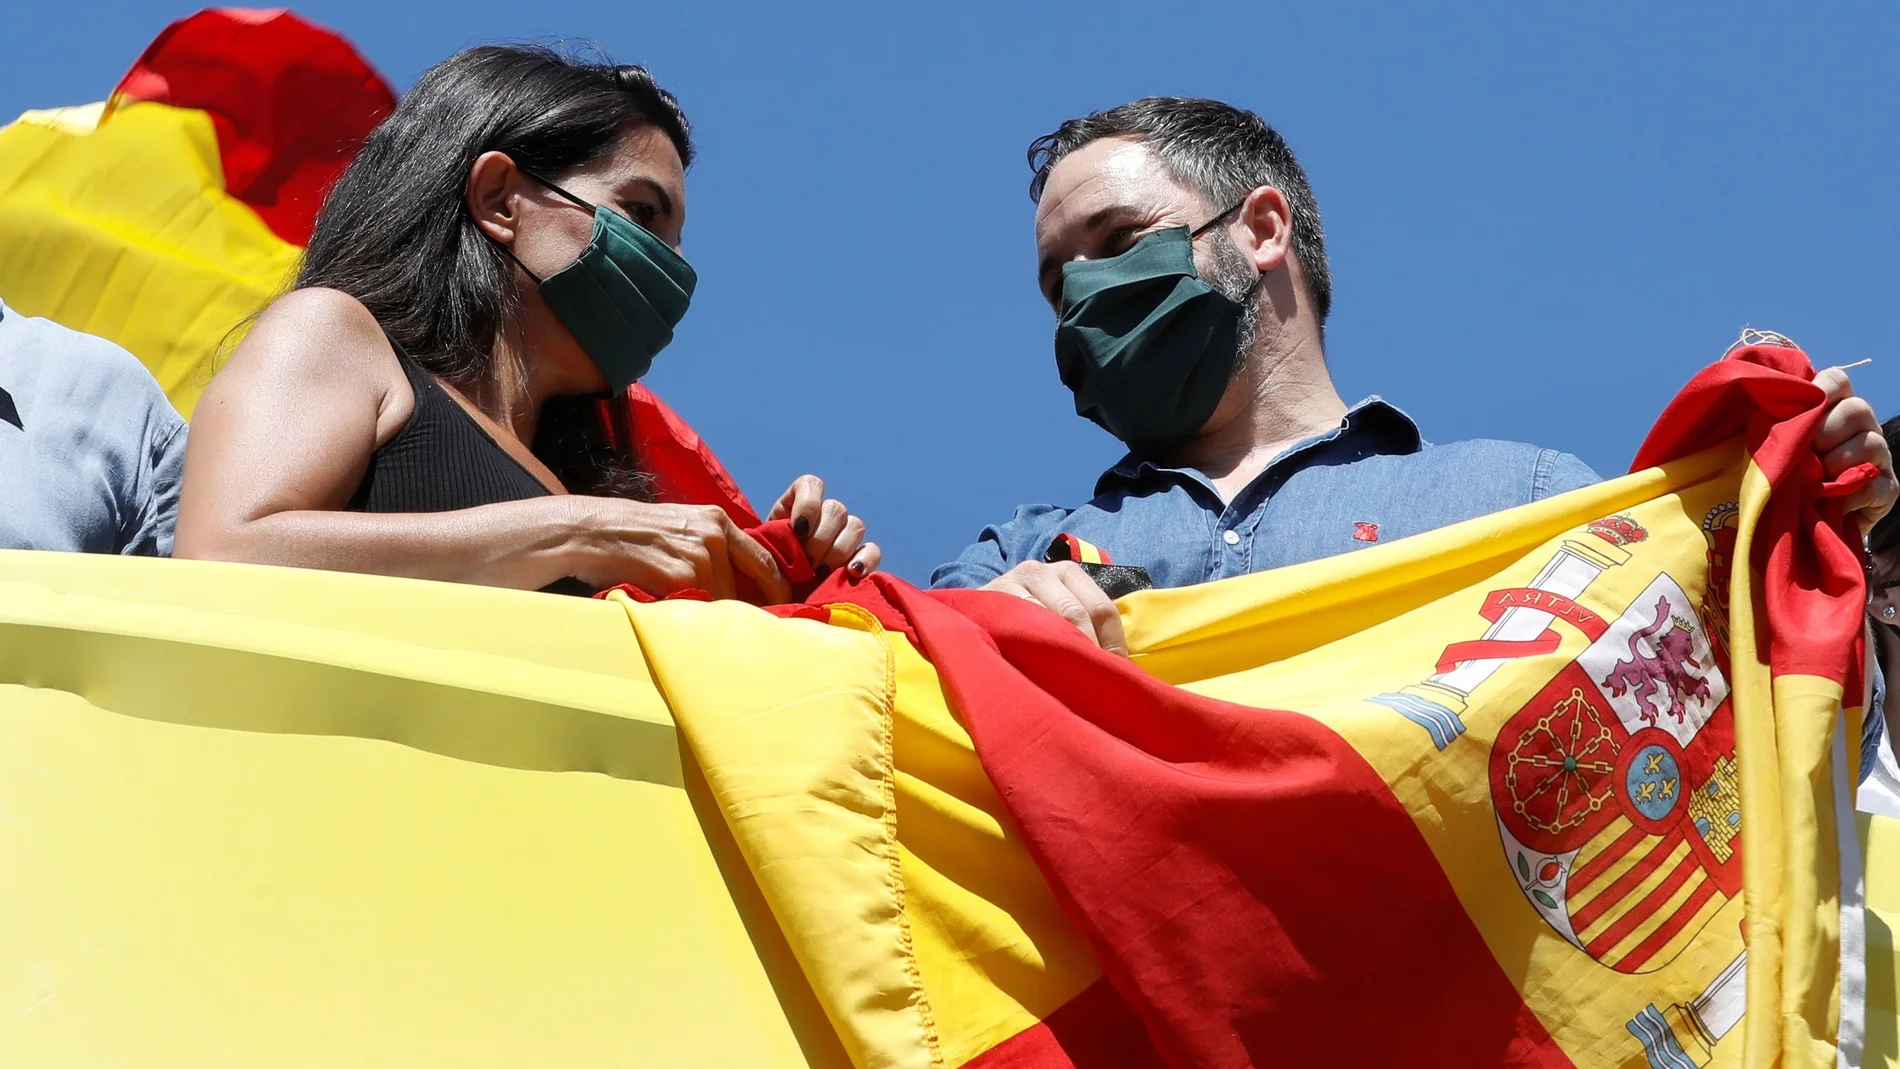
top-left (174, 288), bottom-right (788, 598)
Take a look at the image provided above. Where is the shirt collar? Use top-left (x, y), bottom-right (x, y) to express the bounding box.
top-left (1095, 396), bottom-right (1424, 494)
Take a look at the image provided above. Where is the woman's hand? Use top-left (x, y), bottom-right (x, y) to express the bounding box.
top-left (769, 475), bottom-right (881, 578)
top-left (1813, 366), bottom-right (1897, 531)
top-left (566, 499), bottom-right (793, 603)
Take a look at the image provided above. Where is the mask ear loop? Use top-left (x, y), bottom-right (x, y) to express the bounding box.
top-left (1190, 196), bottom-right (1265, 298)
top-left (1190, 197), bottom-right (1248, 238)
top-left (496, 244), bottom-right (544, 284)
top-left (518, 168), bottom-right (597, 214)
top-left (490, 167), bottom-right (602, 284)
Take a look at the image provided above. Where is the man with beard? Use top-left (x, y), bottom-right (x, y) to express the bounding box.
top-left (929, 97), bottom-right (1894, 656)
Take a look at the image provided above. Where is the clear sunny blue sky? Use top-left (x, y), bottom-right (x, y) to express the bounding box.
top-left (5, 2), bottom-right (1898, 581)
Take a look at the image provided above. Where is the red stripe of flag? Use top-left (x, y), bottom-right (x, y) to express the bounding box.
top-left (1616, 878), bottom-right (1722, 974)
top-left (853, 576), bottom-right (1574, 1069)
top-left (624, 387), bottom-right (761, 525)
top-left (1566, 822), bottom-right (1647, 891)
top-left (1629, 344), bottom-right (1866, 685)
top-left (111, 8), bottom-right (396, 246)
top-left (1569, 826), bottom-right (1683, 933)
top-left (1584, 850), bottom-right (1702, 961)
top-left (963, 978), bottom-right (1164, 1068)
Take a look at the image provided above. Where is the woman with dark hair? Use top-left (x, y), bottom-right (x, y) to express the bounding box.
top-left (175, 45), bottom-right (875, 598)
top-left (1862, 415), bottom-right (1900, 793)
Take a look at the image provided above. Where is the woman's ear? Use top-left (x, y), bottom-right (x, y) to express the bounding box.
top-left (466, 150), bottom-right (525, 246)
top-left (1873, 579), bottom-right (1900, 623)
top-left (1238, 185), bottom-right (1293, 275)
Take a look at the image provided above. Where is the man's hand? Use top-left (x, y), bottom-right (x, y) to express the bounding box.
top-left (984, 560), bottom-right (1129, 656)
top-left (1814, 367), bottom-right (1896, 531)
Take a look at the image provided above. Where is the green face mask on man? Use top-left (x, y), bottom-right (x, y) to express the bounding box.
top-left (1052, 200), bottom-right (1258, 454)
top-left (508, 170), bottom-right (698, 394)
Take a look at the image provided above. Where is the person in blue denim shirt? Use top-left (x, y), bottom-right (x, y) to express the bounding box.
top-left (931, 98), bottom-right (1895, 659)
top-left (0, 299), bottom-right (186, 556)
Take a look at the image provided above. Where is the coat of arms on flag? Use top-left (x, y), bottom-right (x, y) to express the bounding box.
top-left (1381, 508), bottom-right (1741, 981)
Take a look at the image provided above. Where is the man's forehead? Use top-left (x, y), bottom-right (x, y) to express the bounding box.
top-left (1035, 138), bottom-right (1194, 244)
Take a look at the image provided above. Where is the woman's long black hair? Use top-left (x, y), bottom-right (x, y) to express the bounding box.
top-left (297, 44), bottom-right (693, 498)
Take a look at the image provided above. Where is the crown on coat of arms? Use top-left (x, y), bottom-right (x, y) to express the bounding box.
top-left (1587, 515), bottom-right (1649, 547)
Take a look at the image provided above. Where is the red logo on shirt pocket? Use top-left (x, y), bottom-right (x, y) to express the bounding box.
top-left (1352, 522), bottom-right (1380, 543)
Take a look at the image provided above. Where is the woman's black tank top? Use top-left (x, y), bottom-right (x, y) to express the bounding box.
top-left (348, 340), bottom-right (553, 513)
top-left (347, 337), bottom-right (591, 595)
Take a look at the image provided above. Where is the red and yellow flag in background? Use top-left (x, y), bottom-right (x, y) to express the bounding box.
top-left (0, 9), bottom-right (1894, 1068)
top-left (0, 8), bottom-right (387, 413)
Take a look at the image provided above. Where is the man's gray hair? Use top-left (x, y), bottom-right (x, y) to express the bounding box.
top-left (1028, 97), bottom-right (1332, 325)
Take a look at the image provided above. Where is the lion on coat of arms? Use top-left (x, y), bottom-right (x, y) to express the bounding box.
top-left (1599, 596), bottom-right (1712, 727)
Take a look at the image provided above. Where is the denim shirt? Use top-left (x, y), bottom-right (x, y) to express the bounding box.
top-left (0, 300), bottom-right (187, 555)
top-left (931, 398), bottom-right (1602, 590)
top-left (1868, 658), bottom-right (1891, 785)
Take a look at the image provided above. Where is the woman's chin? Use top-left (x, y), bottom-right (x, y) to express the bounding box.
top-left (544, 362), bottom-right (612, 398)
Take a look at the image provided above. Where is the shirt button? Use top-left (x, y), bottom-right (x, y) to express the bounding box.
top-left (1222, 529), bottom-right (1241, 546)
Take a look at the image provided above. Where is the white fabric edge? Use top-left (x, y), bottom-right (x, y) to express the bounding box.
top-left (1840, 626), bottom-right (1873, 1069)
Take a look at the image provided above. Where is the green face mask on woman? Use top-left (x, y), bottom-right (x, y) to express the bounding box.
top-left (1053, 203), bottom-right (1254, 453)
top-left (511, 170), bottom-right (697, 394)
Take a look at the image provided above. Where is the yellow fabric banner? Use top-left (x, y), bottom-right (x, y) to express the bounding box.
top-left (0, 101), bottom-right (297, 415)
top-left (0, 550), bottom-right (839, 1067)
top-left (0, 478), bottom-right (1885, 1067)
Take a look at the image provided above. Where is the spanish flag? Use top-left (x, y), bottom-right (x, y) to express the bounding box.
top-left (0, 10), bottom-right (1891, 1069)
top-left (637, 342), bottom-right (1875, 1069)
top-left (0, 340), bottom-right (1876, 1066)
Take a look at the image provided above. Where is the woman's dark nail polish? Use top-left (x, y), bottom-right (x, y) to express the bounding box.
top-left (848, 561), bottom-right (866, 578)
top-left (793, 516), bottom-right (811, 538)
top-left (815, 563), bottom-right (834, 579)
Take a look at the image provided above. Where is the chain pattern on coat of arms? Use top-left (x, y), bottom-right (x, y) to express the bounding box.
top-left (1502, 687), bottom-right (1618, 836)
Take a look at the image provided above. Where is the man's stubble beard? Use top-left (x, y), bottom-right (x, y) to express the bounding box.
top-left (1204, 228), bottom-right (1265, 377)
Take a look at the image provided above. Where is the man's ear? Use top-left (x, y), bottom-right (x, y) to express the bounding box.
top-left (1237, 185), bottom-right (1293, 274)
top-left (466, 150), bottom-right (526, 246)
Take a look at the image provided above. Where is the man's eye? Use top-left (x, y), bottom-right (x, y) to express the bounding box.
top-left (1103, 226), bottom-right (1140, 254)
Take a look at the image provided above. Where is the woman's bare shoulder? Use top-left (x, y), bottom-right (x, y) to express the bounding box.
top-left (237, 288), bottom-right (395, 374)
top-left (199, 287), bottom-right (411, 438)
top-left (209, 287), bottom-right (410, 416)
